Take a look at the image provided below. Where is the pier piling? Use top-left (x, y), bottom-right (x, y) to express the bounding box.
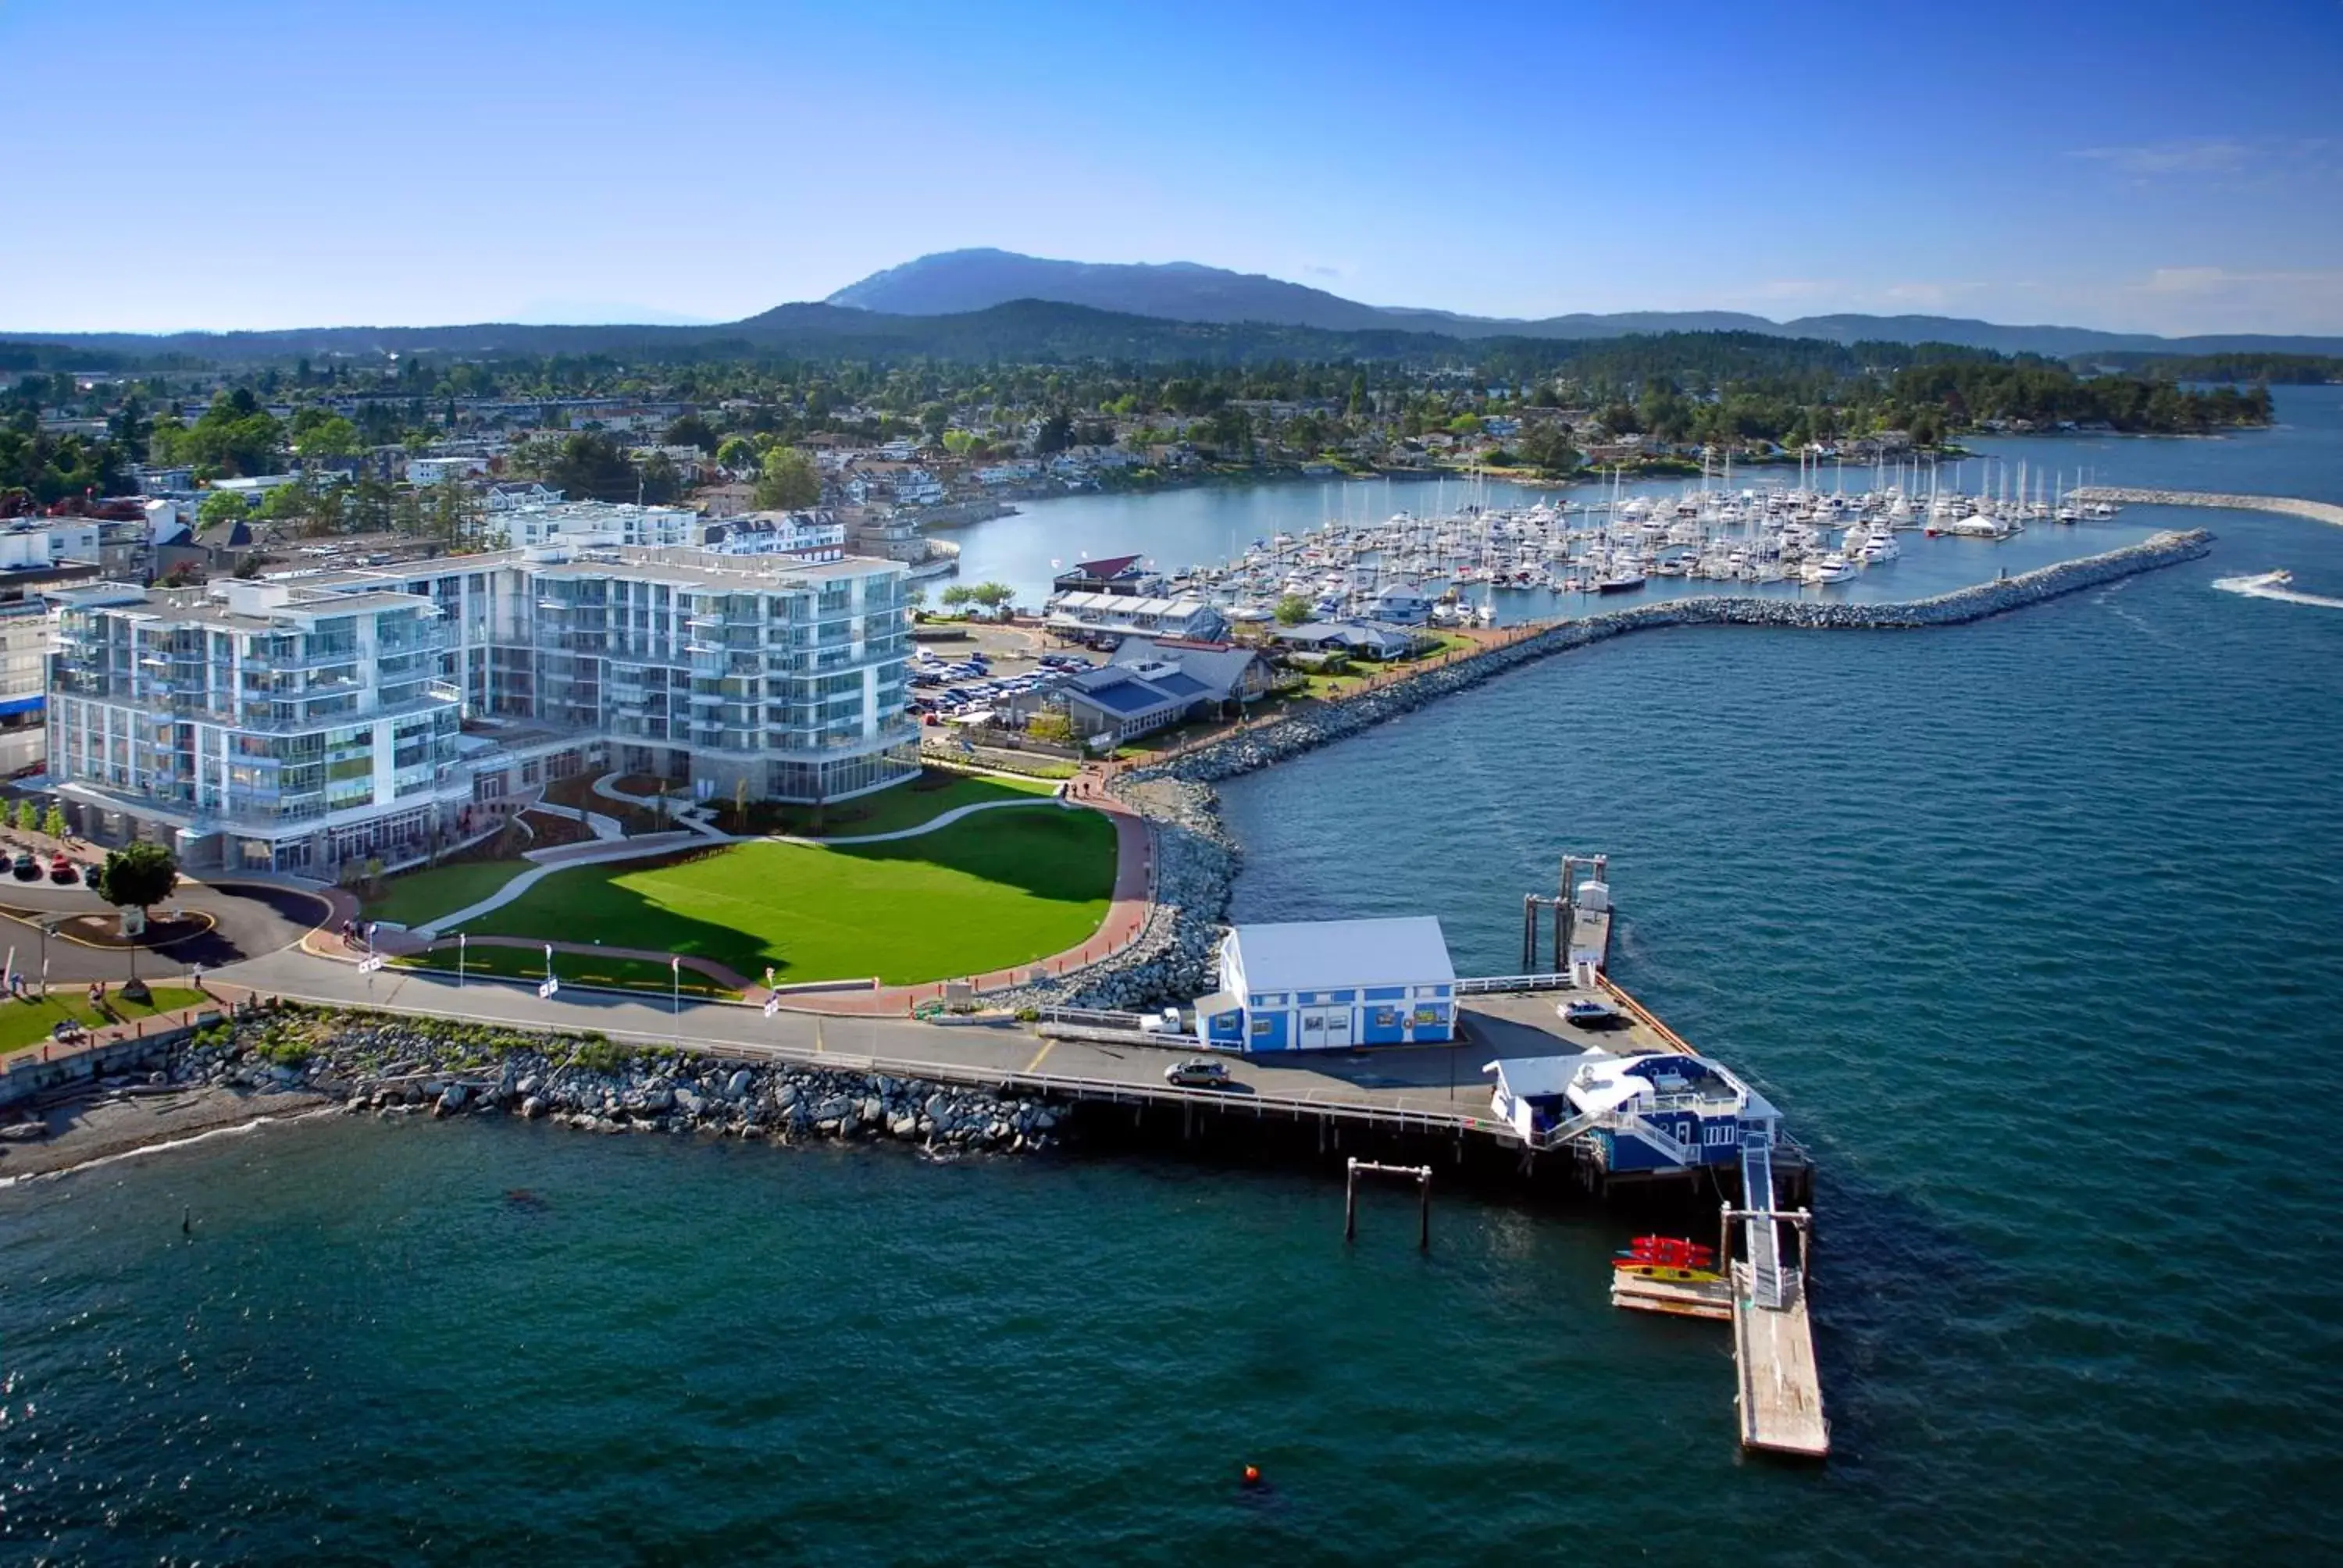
top-left (1343, 1158), bottom-right (1434, 1249)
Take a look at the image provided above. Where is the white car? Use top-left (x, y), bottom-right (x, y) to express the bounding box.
top-left (1139, 1007), bottom-right (1184, 1035)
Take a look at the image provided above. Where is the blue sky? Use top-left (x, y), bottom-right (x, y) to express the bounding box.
top-left (5, 0), bottom-right (2341, 334)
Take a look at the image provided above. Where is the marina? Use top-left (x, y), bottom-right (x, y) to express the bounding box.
top-left (1017, 458), bottom-right (2135, 640)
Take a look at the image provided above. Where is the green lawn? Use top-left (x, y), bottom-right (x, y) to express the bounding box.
top-left (733, 771), bottom-right (1058, 838)
top-left (458, 807), bottom-right (1117, 985)
top-left (393, 945), bottom-right (741, 1000)
top-left (362, 860), bottom-right (533, 929)
top-left (0, 985), bottom-right (210, 1057)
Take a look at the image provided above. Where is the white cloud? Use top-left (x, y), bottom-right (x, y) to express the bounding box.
top-left (2070, 137), bottom-right (2256, 176)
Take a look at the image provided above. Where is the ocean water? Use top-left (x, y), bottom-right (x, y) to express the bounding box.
top-left (4, 389), bottom-right (2341, 1562)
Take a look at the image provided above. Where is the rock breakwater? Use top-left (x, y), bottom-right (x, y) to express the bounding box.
top-left (105, 1008), bottom-right (1063, 1155)
top-left (1029, 529), bottom-right (2213, 1009)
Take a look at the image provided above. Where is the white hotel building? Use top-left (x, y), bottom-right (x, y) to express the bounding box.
top-left (48, 540), bottom-right (915, 875)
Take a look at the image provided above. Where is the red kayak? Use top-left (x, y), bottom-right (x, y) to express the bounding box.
top-left (1617, 1235), bottom-right (1715, 1270)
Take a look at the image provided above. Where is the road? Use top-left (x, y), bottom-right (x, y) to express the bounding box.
top-left (212, 943), bottom-right (1519, 1132)
top-left (0, 879), bottom-right (331, 985)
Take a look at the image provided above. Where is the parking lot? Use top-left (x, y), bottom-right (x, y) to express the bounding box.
top-left (907, 620), bottom-right (1100, 726)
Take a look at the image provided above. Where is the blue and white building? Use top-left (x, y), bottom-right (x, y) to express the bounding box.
top-left (1485, 1051), bottom-right (1778, 1172)
top-left (1194, 916), bottom-right (1457, 1051)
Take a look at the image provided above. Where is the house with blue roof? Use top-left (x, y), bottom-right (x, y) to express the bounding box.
top-left (1032, 640), bottom-right (1272, 744)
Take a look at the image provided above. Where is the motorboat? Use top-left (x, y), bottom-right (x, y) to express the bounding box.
top-left (1803, 553), bottom-right (1856, 585)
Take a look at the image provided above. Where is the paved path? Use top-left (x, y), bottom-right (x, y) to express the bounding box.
top-left (173, 948), bottom-right (1516, 1136)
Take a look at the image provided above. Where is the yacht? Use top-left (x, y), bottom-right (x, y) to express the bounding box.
top-left (1803, 553), bottom-right (1857, 586)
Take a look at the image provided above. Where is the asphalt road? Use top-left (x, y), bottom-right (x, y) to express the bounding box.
top-left (211, 943), bottom-right (1513, 1131)
top-left (0, 879), bottom-right (331, 984)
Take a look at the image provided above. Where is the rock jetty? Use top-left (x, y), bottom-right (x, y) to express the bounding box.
top-left (152, 1008), bottom-right (1062, 1153)
top-left (2074, 486), bottom-right (2343, 529)
top-left (1014, 529), bottom-right (2213, 1011)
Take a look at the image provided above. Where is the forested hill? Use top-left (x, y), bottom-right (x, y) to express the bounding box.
top-left (9, 297), bottom-right (2343, 370)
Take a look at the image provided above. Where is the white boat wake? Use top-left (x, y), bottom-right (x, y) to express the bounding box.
top-left (2213, 571), bottom-right (2343, 610)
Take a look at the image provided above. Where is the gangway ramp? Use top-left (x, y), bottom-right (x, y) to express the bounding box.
top-left (1726, 1130), bottom-right (1829, 1458)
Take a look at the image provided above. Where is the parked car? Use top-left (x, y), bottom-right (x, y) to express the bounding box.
top-left (48, 854), bottom-right (78, 885)
top-left (1163, 1057), bottom-right (1234, 1089)
top-left (10, 851), bottom-right (36, 880)
top-left (1139, 1007), bottom-right (1184, 1035)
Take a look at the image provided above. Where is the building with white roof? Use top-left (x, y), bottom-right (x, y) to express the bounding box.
top-left (48, 540), bottom-right (916, 875)
top-left (1193, 915), bottom-right (1457, 1050)
top-left (1042, 590), bottom-right (1222, 643)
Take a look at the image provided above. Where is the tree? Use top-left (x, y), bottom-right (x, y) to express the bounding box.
top-left (93, 837), bottom-right (181, 1001)
top-left (715, 435), bottom-right (758, 472)
top-left (94, 839), bottom-right (177, 915)
top-left (12, 800), bottom-right (34, 832)
top-left (198, 490), bottom-right (251, 529)
top-left (291, 412), bottom-right (362, 458)
top-left (1517, 423), bottom-right (1579, 476)
top-left (533, 431), bottom-right (640, 501)
top-left (939, 584), bottom-right (976, 609)
top-left (1275, 593), bottom-right (1313, 626)
top-left (662, 412), bottom-right (717, 451)
top-left (753, 444), bottom-right (819, 510)
top-left (1033, 411), bottom-right (1074, 454)
top-left (967, 582), bottom-right (1015, 618)
top-left (1027, 708), bottom-right (1076, 747)
top-left (41, 804), bottom-right (64, 839)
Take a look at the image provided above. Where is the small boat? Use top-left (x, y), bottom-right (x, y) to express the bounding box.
top-left (1594, 572), bottom-right (1646, 594)
top-left (1617, 1236), bottom-right (1715, 1271)
top-left (1612, 1263), bottom-right (1725, 1285)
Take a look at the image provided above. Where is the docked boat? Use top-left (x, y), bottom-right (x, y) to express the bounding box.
top-left (1802, 553), bottom-right (1856, 586)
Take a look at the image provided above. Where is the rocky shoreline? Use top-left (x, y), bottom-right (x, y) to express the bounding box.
top-left (3, 1007), bottom-right (1065, 1174)
top-left (1010, 529), bottom-right (2215, 1011)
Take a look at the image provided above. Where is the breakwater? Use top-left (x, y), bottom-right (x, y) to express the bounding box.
top-left (20, 1008), bottom-right (1065, 1158)
top-left (2074, 486), bottom-right (2343, 529)
top-left (1025, 529), bottom-right (2214, 1010)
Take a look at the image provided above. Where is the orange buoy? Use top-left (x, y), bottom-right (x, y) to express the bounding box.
top-left (1242, 1465), bottom-right (1261, 1485)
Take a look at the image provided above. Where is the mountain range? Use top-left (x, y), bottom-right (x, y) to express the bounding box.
top-left (826, 249), bottom-right (2343, 358)
top-left (8, 248), bottom-right (2341, 364)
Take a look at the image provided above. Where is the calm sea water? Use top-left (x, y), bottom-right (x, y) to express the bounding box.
top-left (4, 390), bottom-right (2340, 1563)
top-left (943, 454), bottom-right (2168, 618)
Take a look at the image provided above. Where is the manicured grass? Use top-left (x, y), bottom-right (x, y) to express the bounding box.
top-left (736, 771), bottom-right (1057, 838)
top-left (0, 985), bottom-right (209, 1057)
top-left (460, 807), bottom-right (1118, 985)
top-left (393, 945), bottom-right (741, 1000)
top-left (361, 860), bottom-right (533, 928)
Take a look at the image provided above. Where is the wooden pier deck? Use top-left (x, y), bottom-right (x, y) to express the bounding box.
top-left (1730, 1263), bottom-right (1830, 1459)
top-left (1610, 1269), bottom-right (1731, 1320)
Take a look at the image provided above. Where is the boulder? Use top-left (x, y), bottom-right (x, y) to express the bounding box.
top-left (521, 1096), bottom-right (546, 1120)
top-left (726, 1068), bottom-right (754, 1100)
